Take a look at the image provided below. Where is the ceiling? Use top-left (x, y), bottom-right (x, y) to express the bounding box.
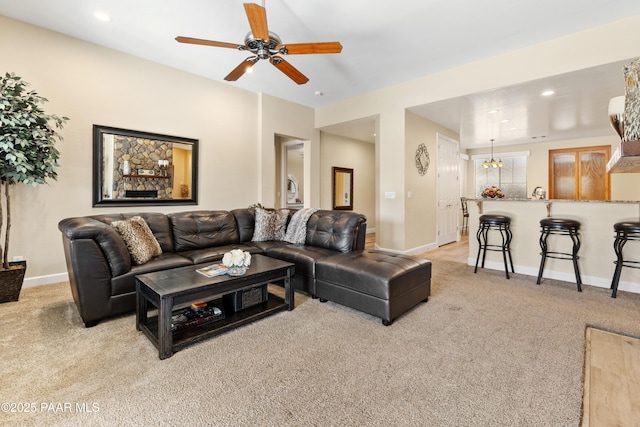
top-left (1, 0), bottom-right (639, 148)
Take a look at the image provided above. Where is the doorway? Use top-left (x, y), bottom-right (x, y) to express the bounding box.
top-left (280, 139), bottom-right (307, 209)
top-left (437, 134), bottom-right (460, 246)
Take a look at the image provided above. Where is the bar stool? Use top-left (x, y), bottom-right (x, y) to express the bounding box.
top-left (610, 221), bottom-right (640, 298)
top-left (474, 214), bottom-right (514, 279)
top-left (536, 218), bottom-right (582, 291)
top-left (460, 197), bottom-right (469, 234)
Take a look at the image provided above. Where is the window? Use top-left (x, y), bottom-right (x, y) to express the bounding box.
top-left (474, 154), bottom-right (528, 199)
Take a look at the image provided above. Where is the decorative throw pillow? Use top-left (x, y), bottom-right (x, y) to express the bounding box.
top-left (252, 208), bottom-right (290, 242)
top-left (284, 208), bottom-right (319, 244)
top-left (111, 216), bottom-right (162, 265)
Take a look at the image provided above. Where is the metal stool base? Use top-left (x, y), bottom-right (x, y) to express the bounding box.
top-left (610, 222), bottom-right (640, 298)
top-left (536, 219), bottom-right (582, 292)
top-left (474, 216), bottom-right (514, 279)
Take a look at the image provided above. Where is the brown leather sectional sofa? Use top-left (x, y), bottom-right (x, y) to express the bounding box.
top-left (58, 209), bottom-right (367, 327)
top-left (59, 208), bottom-right (432, 328)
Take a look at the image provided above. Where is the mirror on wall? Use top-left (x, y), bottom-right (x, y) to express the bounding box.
top-left (287, 174), bottom-right (299, 204)
top-left (92, 125), bottom-right (198, 207)
top-left (332, 166), bottom-right (353, 210)
top-left (285, 143), bottom-right (304, 208)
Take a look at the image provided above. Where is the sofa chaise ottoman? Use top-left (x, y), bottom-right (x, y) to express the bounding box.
top-left (314, 249), bottom-right (432, 325)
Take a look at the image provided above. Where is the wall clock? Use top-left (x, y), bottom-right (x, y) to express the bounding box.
top-left (415, 143), bottom-right (430, 175)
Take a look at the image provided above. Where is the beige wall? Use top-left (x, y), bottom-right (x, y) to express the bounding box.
top-left (319, 132), bottom-right (375, 227)
top-left (316, 14), bottom-right (640, 251)
top-left (0, 16), bottom-right (310, 284)
top-left (404, 112), bottom-right (460, 251)
top-left (6, 12), bottom-right (640, 284)
top-left (259, 95), bottom-right (317, 209)
top-left (468, 200), bottom-right (640, 294)
top-left (466, 135), bottom-right (640, 201)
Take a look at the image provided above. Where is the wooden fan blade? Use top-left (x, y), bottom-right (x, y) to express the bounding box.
top-left (244, 3), bottom-right (269, 41)
top-left (224, 57), bottom-right (258, 81)
top-left (176, 36), bottom-right (244, 50)
top-left (276, 42), bottom-right (343, 55)
top-left (269, 56), bottom-right (309, 85)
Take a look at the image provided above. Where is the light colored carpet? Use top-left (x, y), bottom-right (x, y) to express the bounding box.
top-left (2, 261), bottom-right (640, 426)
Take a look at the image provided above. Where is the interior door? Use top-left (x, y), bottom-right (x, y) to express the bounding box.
top-left (437, 134), bottom-right (459, 246)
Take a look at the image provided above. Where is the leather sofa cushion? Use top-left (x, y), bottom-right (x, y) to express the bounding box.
top-left (178, 243), bottom-right (262, 265)
top-left (306, 211), bottom-right (366, 253)
top-left (91, 212), bottom-right (175, 253)
top-left (315, 250), bottom-right (432, 300)
top-left (250, 241), bottom-right (289, 252)
top-left (169, 211), bottom-right (240, 251)
top-left (110, 253), bottom-right (192, 296)
top-left (231, 208), bottom-right (256, 242)
top-left (265, 244), bottom-right (339, 277)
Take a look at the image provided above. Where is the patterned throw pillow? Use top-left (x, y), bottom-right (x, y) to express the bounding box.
top-left (111, 216), bottom-right (162, 265)
top-left (252, 208), bottom-right (289, 242)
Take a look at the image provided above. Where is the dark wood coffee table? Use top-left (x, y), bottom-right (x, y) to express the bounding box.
top-left (135, 254), bottom-right (294, 359)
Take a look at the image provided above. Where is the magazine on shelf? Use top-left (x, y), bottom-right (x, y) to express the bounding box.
top-left (196, 263), bottom-right (229, 278)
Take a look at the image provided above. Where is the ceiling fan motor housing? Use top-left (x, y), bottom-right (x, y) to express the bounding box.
top-left (244, 31), bottom-right (281, 59)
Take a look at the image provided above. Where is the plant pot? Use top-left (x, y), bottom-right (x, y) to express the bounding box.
top-left (0, 260), bottom-right (27, 303)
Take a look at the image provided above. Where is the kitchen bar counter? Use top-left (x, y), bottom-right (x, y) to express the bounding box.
top-left (466, 199), bottom-right (640, 295)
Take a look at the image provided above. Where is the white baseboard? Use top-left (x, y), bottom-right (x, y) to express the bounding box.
top-left (466, 258), bottom-right (640, 294)
top-left (366, 228), bottom-right (376, 234)
top-left (23, 272), bottom-right (69, 288)
top-left (375, 242), bottom-right (438, 255)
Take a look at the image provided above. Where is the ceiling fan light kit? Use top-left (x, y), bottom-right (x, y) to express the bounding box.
top-left (176, 2), bottom-right (342, 84)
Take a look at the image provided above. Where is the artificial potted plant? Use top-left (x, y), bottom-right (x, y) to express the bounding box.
top-left (0, 72), bottom-right (67, 302)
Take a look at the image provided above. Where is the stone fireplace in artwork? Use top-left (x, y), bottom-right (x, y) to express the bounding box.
top-left (112, 136), bottom-right (174, 199)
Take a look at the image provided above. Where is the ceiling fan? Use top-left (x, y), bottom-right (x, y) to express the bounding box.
top-left (175, 2), bottom-right (342, 85)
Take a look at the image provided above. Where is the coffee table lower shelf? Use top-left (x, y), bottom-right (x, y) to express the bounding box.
top-left (139, 294), bottom-right (287, 357)
top-left (139, 293), bottom-right (289, 358)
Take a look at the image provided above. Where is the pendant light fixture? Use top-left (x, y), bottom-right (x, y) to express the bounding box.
top-left (482, 139), bottom-right (503, 168)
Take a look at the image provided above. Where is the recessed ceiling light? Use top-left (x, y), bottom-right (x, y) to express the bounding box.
top-left (541, 90), bottom-right (555, 96)
top-left (314, 91), bottom-right (324, 96)
top-left (488, 109), bottom-right (498, 114)
top-left (95, 11), bottom-right (111, 22)
top-left (501, 119), bottom-right (510, 123)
